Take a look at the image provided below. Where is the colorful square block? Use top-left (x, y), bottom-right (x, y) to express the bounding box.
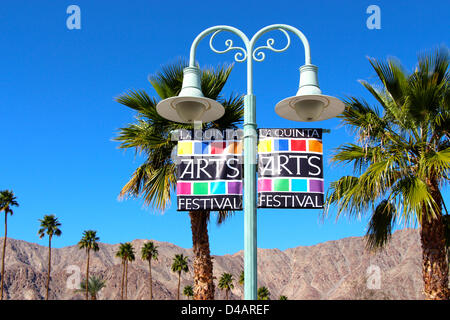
top-left (210, 181), bottom-right (226, 195)
top-left (258, 139), bottom-right (272, 153)
top-left (193, 182), bottom-right (209, 195)
top-left (309, 180), bottom-right (324, 192)
top-left (273, 139), bottom-right (289, 151)
top-left (258, 179), bottom-right (272, 192)
top-left (291, 179), bottom-right (307, 192)
top-left (177, 182), bottom-right (191, 195)
top-left (274, 178), bottom-right (289, 191)
top-left (178, 141), bottom-right (192, 155)
top-left (309, 140), bottom-right (323, 153)
top-left (211, 142), bottom-right (226, 154)
top-left (225, 141), bottom-right (243, 154)
top-left (291, 139), bottom-right (306, 151)
top-left (227, 181), bottom-right (242, 194)
top-left (194, 142), bottom-right (210, 154)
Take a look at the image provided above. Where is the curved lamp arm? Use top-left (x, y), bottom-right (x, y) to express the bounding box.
top-left (249, 24), bottom-right (311, 65)
top-left (189, 25), bottom-right (250, 67)
top-left (188, 24), bottom-right (312, 94)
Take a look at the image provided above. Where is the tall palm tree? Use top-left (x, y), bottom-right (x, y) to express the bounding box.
top-left (78, 230), bottom-right (100, 300)
top-left (124, 243), bottom-right (135, 300)
top-left (325, 48), bottom-right (450, 300)
top-left (115, 242), bottom-right (135, 300)
top-left (115, 243), bottom-right (126, 299)
top-left (257, 286), bottom-right (270, 300)
top-left (141, 241), bottom-right (158, 300)
top-left (183, 285), bottom-right (194, 300)
top-left (0, 190), bottom-right (18, 300)
top-left (76, 276), bottom-right (106, 300)
top-left (115, 61), bottom-right (244, 300)
top-left (218, 272), bottom-right (234, 300)
top-left (38, 214), bottom-right (62, 300)
top-left (171, 253), bottom-right (189, 300)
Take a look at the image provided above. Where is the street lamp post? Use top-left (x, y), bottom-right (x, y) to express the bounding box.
top-left (156, 24), bottom-right (345, 300)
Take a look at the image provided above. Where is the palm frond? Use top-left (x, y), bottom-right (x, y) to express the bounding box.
top-left (365, 200), bottom-right (397, 251)
top-left (391, 175), bottom-right (437, 224)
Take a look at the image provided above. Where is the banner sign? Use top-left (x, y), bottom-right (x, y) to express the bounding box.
top-left (176, 129), bottom-right (243, 211)
top-left (257, 128), bottom-right (324, 209)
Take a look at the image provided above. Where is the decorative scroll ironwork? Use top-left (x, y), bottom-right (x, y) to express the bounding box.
top-left (207, 27), bottom-right (293, 64)
top-left (209, 30), bottom-right (247, 62)
top-left (252, 28), bottom-right (291, 62)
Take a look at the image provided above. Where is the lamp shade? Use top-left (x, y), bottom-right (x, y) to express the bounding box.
top-left (275, 64), bottom-right (345, 122)
top-left (156, 66), bottom-right (225, 123)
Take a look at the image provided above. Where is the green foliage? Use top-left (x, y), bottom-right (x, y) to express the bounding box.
top-left (183, 285), bottom-right (194, 299)
top-left (279, 295), bottom-right (288, 300)
top-left (0, 190), bottom-right (19, 215)
top-left (325, 47), bottom-right (450, 251)
top-left (38, 215), bottom-right (62, 239)
top-left (141, 241), bottom-right (159, 262)
top-left (76, 276), bottom-right (106, 299)
top-left (78, 230), bottom-right (100, 252)
top-left (116, 242), bottom-right (135, 262)
top-left (218, 273), bottom-right (234, 291)
top-left (238, 270), bottom-right (244, 285)
top-left (257, 286), bottom-right (270, 300)
top-left (171, 254), bottom-right (189, 274)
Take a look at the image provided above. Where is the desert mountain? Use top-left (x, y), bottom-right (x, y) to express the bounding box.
top-left (0, 228), bottom-right (424, 300)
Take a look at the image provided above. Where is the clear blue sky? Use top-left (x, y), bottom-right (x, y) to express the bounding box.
top-left (1, 0), bottom-right (448, 255)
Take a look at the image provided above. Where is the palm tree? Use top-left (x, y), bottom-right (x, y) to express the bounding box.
top-left (115, 61), bottom-right (243, 300)
top-left (279, 295), bottom-right (288, 300)
top-left (115, 243), bottom-right (126, 299)
top-left (218, 272), bottom-right (234, 300)
top-left (0, 190), bottom-right (18, 300)
top-left (238, 271), bottom-right (244, 286)
top-left (76, 276), bottom-right (106, 300)
top-left (78, 230), bottom-right (100, 300)
top-left (325, 48), bottom-right (450, 300)
top-left (171, 253), bottom-right (189, 300)
top-left (141, 241), bottom-right (159, 300)
top-left (257, 286), bottom-right (270, 300)
top-left (38, 214), bottom-right (62, 300)
top-left (238, 270), bottom-right (244, 299)
top-left (115, 242), bottom-right (135, 300)
top-left (183, 285), bottom-right (194, 300)
top-left (124, 243), bottom-right (135, 300)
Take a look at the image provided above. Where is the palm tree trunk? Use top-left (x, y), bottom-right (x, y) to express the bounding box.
top-left (420, 179), bottom-right (449, 300)
top-left (46, 236), bottom-right (52, 300)
top-left (85, 249), bottom-right (90, 300)
top-left (1, 213), bottom-right (8, 300)
top-left (120, 260), bottom-right (125, 300)
top-left (177, 271), bottom-right (181, 300)
top-left (189, 210), bottom-right (215, 300)
top-left (148, 259), bottom-right (153, 300)
top-left (124, 261), bottom-right (128, 300)
top-left (226, 289), bottom-right (229, 300)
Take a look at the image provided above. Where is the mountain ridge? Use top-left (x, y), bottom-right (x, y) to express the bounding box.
top-left (0, 228), bottom-right (425, 300)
